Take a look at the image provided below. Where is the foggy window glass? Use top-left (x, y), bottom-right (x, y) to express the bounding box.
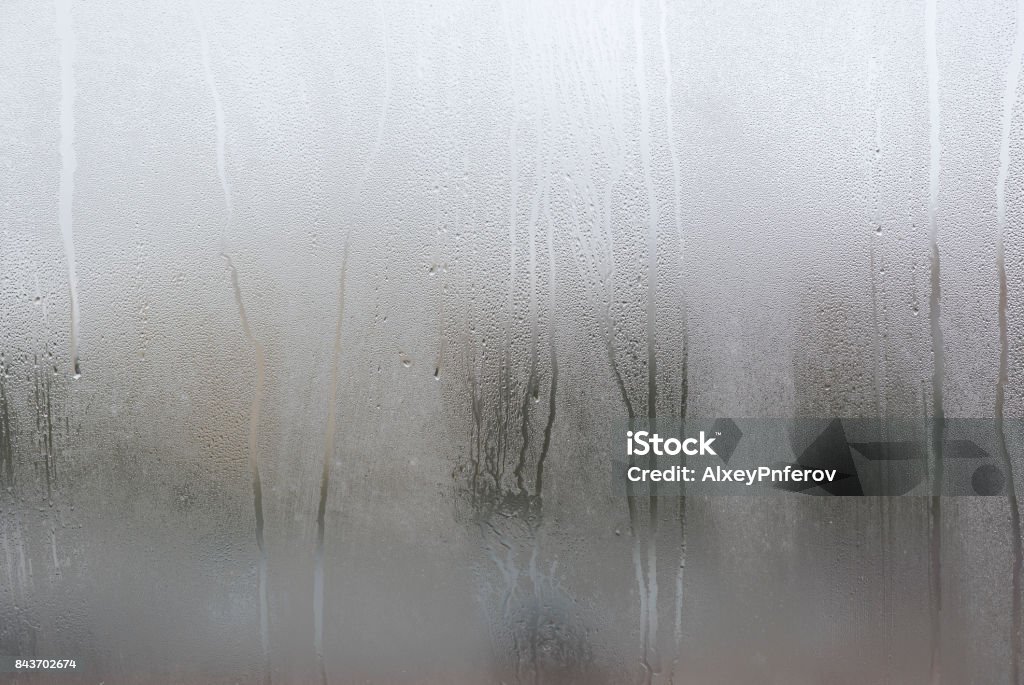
top-left (2, 0), bottom-right (1024, 682)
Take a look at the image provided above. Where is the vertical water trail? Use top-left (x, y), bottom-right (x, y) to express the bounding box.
top-left (925, 1), bottom-right (944, 681)
top-left (504, 2), bottom-right (519, 323)
top-left (635, 0), bottom-right (660, 678)
top-left (193, 7), bottom-right (269, 679)
top-left (566, 148), bottom-right (645, 670)
top-left (315, 13), bottom-right (390, 664)
top-left (866, 53), bottom-right (892, 679)
top-left (527, 544), bottom-right (542, 684)
top-left (499, 2), bottom-right (520, 503)
top-left (49, 527), bottom-right (60, 575)
top-left (191, 0), bottom-right (232, 226)
top-left (536, 186), bottom-right (558, 502)
top-left (583, 140), bottom-right (635, 429)
top-left (996, 2), bottom-right (1024, 678)
top-left (43, 364), bottom-right (56, 490)
top-left (674, 342), bottom-right (688, 678)
top-left (0, 359), bottom-right (12, 484)
top-left (354, 2), bottom-right (391, 204)
top-left (559, 13), bottom-right (643, 673)
top-left (315, 241), bottom-right (350, 685)
top-left (658, 0), bottom-right (689, 672)
top-left (313, 13), bottom-right (390, 673)
top-left (225, 257), bottom-right (270, 685)
top-left (515, 148), bottom-right (545, 494)
top-left (869, 52), bottom-right (886, 420)
top-left (635, 0), bottom-right (659, 440)
top-left (870, 243), bottom-right (884, 420)
top-left (658, 0), bottom-right (683, 243)
top-left (55, 0), bottom-right (80, 377)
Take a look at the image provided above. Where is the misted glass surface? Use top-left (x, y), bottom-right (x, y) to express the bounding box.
top-left (3, 0), bottom-right (1024, 682)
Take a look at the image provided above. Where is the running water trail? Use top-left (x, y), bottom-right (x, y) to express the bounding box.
top-left (354, 2), bottom-right (391, 204)
top-left (55, 0), bottom-right (80, 378)
top-left (655, 0), bottom-right (688, 671)
top-left (191, 6), bottom-right (269, 680)
top-left (536, 188), bottom-right (557, 503)
top-left (514, 140), bottom-right (545, 494)
top-left (995, 1), bottom-right (1024, 678)
top-left (191, 0), bottom-right (232, 230)
top-left (635, 0), bottom-right (660, 679)
top-left (315, 241), bottom-right (351, 685)
top-left (657, 0), bottom-right (689, 674)
top-left (225, 257), bottom-right (270, 684)
top-left (313, 8), bottom-right (389, 677)
top-left (925, 1), bottom-right (944, 681)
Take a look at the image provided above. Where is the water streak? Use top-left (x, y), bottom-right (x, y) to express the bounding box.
top-left (502, 2), bottom-right (522, 497)
top-left (996, 1), bottom-right (1024, 678)
top-left (0, 359), bottom-right (12, 484)
top-left (658, 0), bottom-right (689, 673)
top-left (635, 1), bottom-right (660, 678)
top-left (191, 6), bottom-right (269, 677)
top-left (56, 0), bottom-right (80, 377)
top-left (925, 1), bottom-right (944, 680)
top-left (536, 177), bottom-right (558, 502)
top-left (315, 240), bottom-right (350, 685)
top-left (225, 257), bottom-right (270, 685)
top-left (515, 148), bottom-right (545, 494)
top-left (354, 2), bottom-right (391, 204)
top-left (191, 0), bottom-right (232, 225)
